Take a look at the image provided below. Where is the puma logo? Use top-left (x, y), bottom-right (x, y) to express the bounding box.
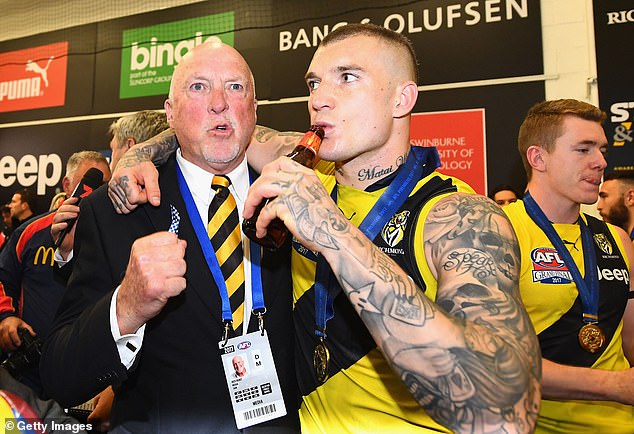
top-left (25, 56), bottom-right (54, 87)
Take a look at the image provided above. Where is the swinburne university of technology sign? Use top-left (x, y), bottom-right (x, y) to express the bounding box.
top-left (0, 42), bottom-right (68, 113)
top-left (119, 12), bottom-right (235, 99)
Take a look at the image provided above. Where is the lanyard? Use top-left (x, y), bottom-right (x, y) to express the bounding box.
top-left (176, 164), bottom-right (265, 326)
top-left (523, 191), bottom-right (599, 323)
top-left (314, 147), bottom-right (441, 339)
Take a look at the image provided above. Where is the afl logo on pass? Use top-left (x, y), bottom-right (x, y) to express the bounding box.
top-left (530, 247), bottom-right (573, 284)
top-left (237, 341), bottom-right (251, 350)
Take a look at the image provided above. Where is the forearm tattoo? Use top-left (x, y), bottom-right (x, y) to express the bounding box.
top-left (115, 129), bottom-right (179, 169)
top-left (116, 147), bottom-right (153, 169)
top-left (107, 130), bottom-right (179, 212)
top-left (253, 125), bottom-right (304, 145)
top-left (278, 177), bottom-right (540, 433)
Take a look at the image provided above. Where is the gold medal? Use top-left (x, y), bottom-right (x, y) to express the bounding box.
top-left (578, 323), bottom-right (606, 353)
top-left (313, 338), bottom-right (330, 384)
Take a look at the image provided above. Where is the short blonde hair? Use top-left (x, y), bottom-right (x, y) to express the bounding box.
top-left (518, 99), bottom-right (606, 181)
top-left (109, 110), bottom-right (169, 150)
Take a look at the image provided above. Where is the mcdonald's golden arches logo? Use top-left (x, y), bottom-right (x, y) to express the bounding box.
top-left (33, 246), bottom-right (55, 266)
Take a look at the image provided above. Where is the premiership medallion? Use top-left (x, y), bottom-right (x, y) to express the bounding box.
top-left (578, 323), bottom-right (606, 353)
top-left (313, 339), bottom-right (330, 384)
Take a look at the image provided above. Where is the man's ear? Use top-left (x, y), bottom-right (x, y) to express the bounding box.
top-left (393, 81), bottom-right (418, 118)
top-left (625, 188), bottom-right (634, 206)
top-left (125, 138), bottom-right (136, 150)
top-left (164, 99), bottom-right (174, 122)
top-left (61, 176), bottom-right (71, 195)
top-left (526, 145), bottom-right (546, 172)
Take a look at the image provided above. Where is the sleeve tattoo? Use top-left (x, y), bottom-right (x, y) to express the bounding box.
top-left (284, 181), bottom-right (541, 433)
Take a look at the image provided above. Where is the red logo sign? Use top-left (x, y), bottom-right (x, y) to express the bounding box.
top-left (0, 41), bottom-right (68, 113)
top-left (410, 109), bottom-right (487, 195)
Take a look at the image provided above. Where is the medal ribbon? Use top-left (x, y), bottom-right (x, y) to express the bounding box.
top-left (523, 191), bottom-right (599, 324)
top-left (314, 147), bottom-right (441, 339)
top-left (176, 164), bottom-right (265, 329)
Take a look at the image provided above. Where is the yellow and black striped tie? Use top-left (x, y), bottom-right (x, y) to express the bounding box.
top-left (208, 175), bottom-right (245, 334)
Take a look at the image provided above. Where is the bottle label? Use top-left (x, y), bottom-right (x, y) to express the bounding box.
top-left (299, 131), bottom-right (321, 153)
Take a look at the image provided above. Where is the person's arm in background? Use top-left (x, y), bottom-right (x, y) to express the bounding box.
top-left (0, 224), bottom-right (35, 352)
top-left (50, 197), bottom-right (79, 286)
top-left (87, 386), bottom-right (114, 432)
top-left (107, 125), bottom-right (303, 214)
top-left (541, 226), bottom-right (634, 404)
top-left (51, 197), bottom-right (79, 262)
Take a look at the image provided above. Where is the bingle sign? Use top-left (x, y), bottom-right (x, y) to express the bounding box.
top-left (119, 13), bottom-right (234, 99)
top-left (0, 41), bottom-right (68, 113)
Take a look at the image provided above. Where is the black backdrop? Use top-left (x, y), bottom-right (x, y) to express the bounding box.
top-left (593, 0), bottom-right (634, 174)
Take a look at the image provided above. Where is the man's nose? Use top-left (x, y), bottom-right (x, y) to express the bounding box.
top-left (309, 83), bottom-right (334, 113)
top-left (208, 89), bottom-right (229, 114)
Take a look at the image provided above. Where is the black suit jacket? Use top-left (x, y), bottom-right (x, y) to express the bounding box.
top-left (40, 156), bottom-right (298, 433)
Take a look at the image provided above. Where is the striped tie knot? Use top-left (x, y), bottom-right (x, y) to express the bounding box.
top-left (212, 175), bottom-right (231, 195)
top-left (208, 174), bottom-right (245, 334)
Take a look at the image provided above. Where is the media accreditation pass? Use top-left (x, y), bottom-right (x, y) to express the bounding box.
top-left (220, 330), bottom-right (286, 429)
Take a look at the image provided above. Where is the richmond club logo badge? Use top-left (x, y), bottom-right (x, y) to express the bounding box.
top-left (593, 233), bottom-right (613, 255)
top-left (381, 210), bottom-right (410, 248)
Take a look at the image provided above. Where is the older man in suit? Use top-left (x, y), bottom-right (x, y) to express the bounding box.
top-left (40, 40), bottom-right (298, 433)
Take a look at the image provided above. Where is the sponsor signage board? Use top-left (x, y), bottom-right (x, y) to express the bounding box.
top-left (594, 0), bottom-right (634, 172)
top-left (0, 41), bottom-right (68, 113)
top-left (119, 12), bottom-right (235, 99)
top-left (411, 109), bottom-right (487, 195)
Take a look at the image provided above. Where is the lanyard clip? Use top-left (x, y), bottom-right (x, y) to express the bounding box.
top-left (221, 321), bottom-right (233, 347)
top-left (253, 308), bottom-right (267, 336)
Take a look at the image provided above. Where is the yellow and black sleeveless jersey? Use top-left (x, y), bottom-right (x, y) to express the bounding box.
top-left (504, 200), bottom-right (634, 434)
top-left (292, 159), bottom-right (474, 433)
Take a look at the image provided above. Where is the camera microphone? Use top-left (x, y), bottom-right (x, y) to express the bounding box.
top-left (54, 167), bottom-right (103, 250)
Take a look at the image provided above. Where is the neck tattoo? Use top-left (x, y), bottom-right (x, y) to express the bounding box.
top-left (356, 154), bottom-right (407, 182)
top-left (357, 164), bottom-right (394, 182)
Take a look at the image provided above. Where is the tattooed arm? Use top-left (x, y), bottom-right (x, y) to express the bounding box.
top-left (108, 128), bottom-right (178, 214)
top-left (244, 157), bottom-right (541, 433)
top-left (107, 125), bottom-right (302, 214)
top-left (247, 126), bottom-right (305, 172)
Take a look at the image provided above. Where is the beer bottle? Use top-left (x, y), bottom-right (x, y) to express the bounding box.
top-left (242, 125), bottom-right (324, 250)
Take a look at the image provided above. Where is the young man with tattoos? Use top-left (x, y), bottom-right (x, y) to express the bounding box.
top-left (244, 23), bottom-right (540, 434)
top-left (503, 99), bottom-right (634, 433)
top-left (106, 24), bottom-right (541, 433)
